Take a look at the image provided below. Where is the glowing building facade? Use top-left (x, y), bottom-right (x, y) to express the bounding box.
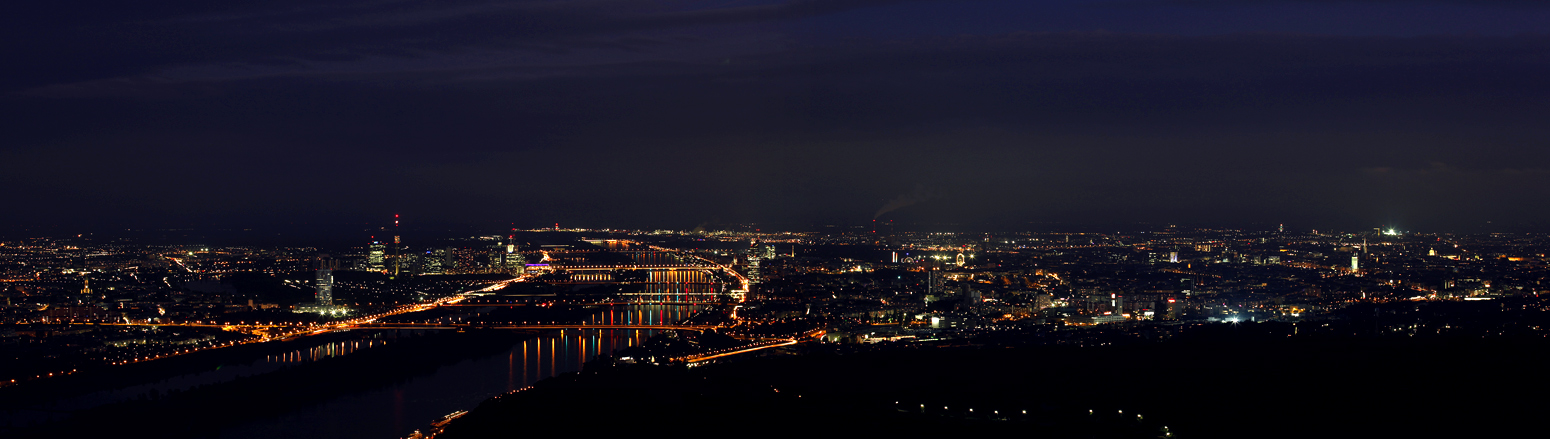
top-left (315, 255), bottom-right (336, 306)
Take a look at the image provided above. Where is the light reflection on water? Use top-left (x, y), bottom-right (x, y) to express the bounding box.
top-left (628, 251), bottom-right (678, 264)
top-left (1, 335), bottom-right (401, 428)
top-left (222, 306), bottom-right (696, 439)
top-left (263, 339), bottom-right (390, 365)
top-left (585, 305), bottom-right (697, 325)
top-left (647, 270), bottom-right (713, 283)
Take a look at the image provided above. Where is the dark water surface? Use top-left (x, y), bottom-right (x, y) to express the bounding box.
top-left (221, 305), bottom-right (700, 439)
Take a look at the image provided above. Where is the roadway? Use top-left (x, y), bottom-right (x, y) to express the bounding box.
top-left (354, 323), bottom-right (716, 330)
top-left (535, 264), bottom-right (713, 271)
top-left (443, 301), bottom-right (727, 306)
top-left (53, 244), bottom-right (785, 374)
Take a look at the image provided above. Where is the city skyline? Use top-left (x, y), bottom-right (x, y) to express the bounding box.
top-left (6, 2), bottom-right (1550, 438)
top-left (3, 225), bottom-right (1547, 438)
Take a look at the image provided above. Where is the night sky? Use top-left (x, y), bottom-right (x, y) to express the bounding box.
top-left (6, 0), bottom-right (1550, 233)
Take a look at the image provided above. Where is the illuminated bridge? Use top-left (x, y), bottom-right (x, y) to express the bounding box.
top-left (352, 323), bottom-right (716, 331)
top-left (520, 244), bottom-right (750, 304)
top-left (521, 263), bottom-right (740, 303)
top-left (530, 264), bottom-right (713, 271)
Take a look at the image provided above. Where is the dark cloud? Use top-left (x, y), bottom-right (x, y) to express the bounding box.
top-left (3, 0), bottom-right (921, 93)
top-left (1112, 0), bottom-right (1550, 6)
top-left (5, 2), bottom-right (1549, 233)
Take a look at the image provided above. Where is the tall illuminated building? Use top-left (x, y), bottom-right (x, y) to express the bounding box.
top-left (397, 252), bottom-right (420, 276)
top-left (747, 256), bottom-right (762, 285)
top-left (315, 255), bottom-right (337, 306)
top-left (503, 233), bottom-right (526, 274)
top-left (367, 239), bottom-right (386, 272)
top-left (421, 249), bottom-right (444, 274)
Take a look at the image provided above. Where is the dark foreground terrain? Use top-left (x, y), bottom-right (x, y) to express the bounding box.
top-left (443, 325), bottom-right (1550, 439)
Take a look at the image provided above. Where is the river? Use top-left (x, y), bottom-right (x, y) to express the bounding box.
top-left (217, 306), bottom-right (695, 439)
top-left (2, 305), bottom-right (698, 438)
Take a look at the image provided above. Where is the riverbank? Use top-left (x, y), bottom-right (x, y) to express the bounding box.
top-left (439, 330), bottom-right (1550, 439)
top-left (7, 330), bottom-right (532, 439)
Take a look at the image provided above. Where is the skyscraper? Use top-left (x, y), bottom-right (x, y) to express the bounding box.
top-left (315, 255), bottom-right (337, 306)
top-left (367, 239), bottom-right (385, 272)
top-left (503, 234), bottom-right (526, 275)
top-left (421, 249), bottom-right (444, 274)
top-left (748, 256), bottom-right (762, 284)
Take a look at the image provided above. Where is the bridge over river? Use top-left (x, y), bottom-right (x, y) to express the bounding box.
top-left (351, 323), bottom-right (716, 331)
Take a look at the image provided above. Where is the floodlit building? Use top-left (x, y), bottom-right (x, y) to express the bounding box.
top-left (296, 255), bottom-right (349, 315)
top-left (503, 245), bottom-right (526, 275)
top-left (367, 240), bottom-right (386, 272)
top-left (315, 255), bottom-right (336, 306)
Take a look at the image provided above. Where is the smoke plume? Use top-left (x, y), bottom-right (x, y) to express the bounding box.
top-left (873, 185), bottom-right (937, 219)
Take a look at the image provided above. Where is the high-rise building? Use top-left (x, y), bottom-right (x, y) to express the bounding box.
top-left (1351, 255), bottom-right (1360, 271)
top-left (503, 243), bottom-right (526, 275)
top-left (486, 248), bottom-right (505, 273)
top-left (397, 252), bottom-right (420, 276)
top-left (367, 240), bottom-right (386, 272)
top-left (421, 249), bottom-right (444, 274)
top-left (315, 255), bottom-right (337, 306)
top-left (747, 256), bottom-right (762, 284)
